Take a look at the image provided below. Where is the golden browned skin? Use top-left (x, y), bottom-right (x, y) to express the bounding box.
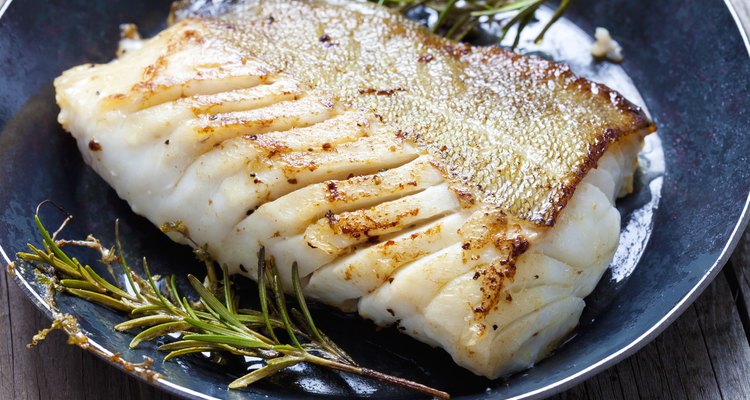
top-left (172, 0), bottom-right (655, 226)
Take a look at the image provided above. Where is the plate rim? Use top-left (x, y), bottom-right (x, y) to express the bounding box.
top-left (1, 1), bottom-right (749, 399)
top-left (0, 0), bottom-right (13, 21)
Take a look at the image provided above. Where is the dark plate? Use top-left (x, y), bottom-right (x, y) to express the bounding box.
top-left (1, 1), bottom-right (750, 399)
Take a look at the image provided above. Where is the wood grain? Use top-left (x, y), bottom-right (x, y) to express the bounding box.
top-left (551, 270), bottom-right (750, 400)
top-left (694, 270), bottom-right (750, 399)
top-left (1, 1), bottom-right (750, 399)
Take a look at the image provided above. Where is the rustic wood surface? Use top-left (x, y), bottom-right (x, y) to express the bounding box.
top-left (2, 1), bottom-right (750, 399)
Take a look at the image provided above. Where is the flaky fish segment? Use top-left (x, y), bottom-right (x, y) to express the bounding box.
top-left (54, 0), bottom-right (654, 379)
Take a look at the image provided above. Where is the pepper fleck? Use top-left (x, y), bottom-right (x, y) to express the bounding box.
top-left (88, 140), bottom-right (102, 151)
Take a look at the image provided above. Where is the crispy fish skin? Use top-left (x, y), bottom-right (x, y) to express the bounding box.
top-left (54, 0), bottom-right (653, 380)
top-left (174, 0), bottom-right (655, 226)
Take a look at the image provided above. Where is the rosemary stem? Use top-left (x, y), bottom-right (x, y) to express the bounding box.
top-left (303, 354), bottom-right (450, 399)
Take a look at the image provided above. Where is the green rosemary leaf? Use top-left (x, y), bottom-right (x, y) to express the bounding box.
top-left (164, 346), bottom-right (218, 361)
top-left (269, 259), bottom-right (303, 350)
top-left (471, 0), bottom-right (538, 16)
top-left (64, 288), bottom-right (131, 312)
top-left (143, 258), bottom-right (180, 315)
top-left (444, 12), bottom-right (470, 39)
top-left (130, 304), bottom-right (167, 315)
top-left (188, 275), bottom-right (246, 332)
top-left (292, 308), bottom-right (356, 365)
top-left (51, 258), bottom-right (82, 278)
top-left (453, 18), bottom-right (478, 41)
top-left (140, 292), bottom-right (165, 307)
top-left (257, 248), bottom-right (280, 344)
top-left (291, 262), bottom-right (323, 344)
top-left (498, 1), bottom-right (535, 43)
top-left (76, 264), bottom-right (102, 291)
top-left (533, 0), bottom-right (570, 43)
top-left (236, 308), bottom-right (263, 317)
top-left (228, 355), bottom-right (304, 389)
top-left (199, 298), bottom-right (224, 322)
top-left (183, 317), bottom-right (243, 337)
top-left (17, 251), bottom-right (44, 262)
top-left (182, 334), bottom-right (270, 350)
top-left (395, 0), bottom-right (427, 13)
top-left (270, 344), bottom-right (298, 353)
top-left (23, 244), bottom-right (81, 278)
top-left (236, 313), bottom-right (274, 327)
top-left (432, 0), bottom-right (458, 33)
top-left (158, 340), bottom-right (219, 352)
top-left (60, 279), bottom-right (104, 293)
top-left (130, 321), bottom-right (192, 348)
top-left (182, 297), bottom-right (199, 320)
top-left (166, 275), bottom-right (184, 311)
top-left (114, 315), bottom-right (180, 332)
top-left (115, 219), bottom-right (143, 301)
top-left (221, 265), bottom-right (235, 314)
top-left (35, 215), bottom-right (76, 269)
top-left (83, 265), bottom-right (137, 301)
top-left (159, 340), bottom-right (266, 358)
top-left (510, 4), bottom-right (539, 48)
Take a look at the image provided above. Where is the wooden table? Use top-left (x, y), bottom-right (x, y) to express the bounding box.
top-left (2, 1), bottom-right (750, 399)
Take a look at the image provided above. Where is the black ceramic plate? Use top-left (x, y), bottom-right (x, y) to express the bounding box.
top-left (1, 1), bottom-right (750, 399)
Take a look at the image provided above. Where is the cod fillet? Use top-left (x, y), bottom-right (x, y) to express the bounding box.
top-left (54, 0), bottom-right (655, 379)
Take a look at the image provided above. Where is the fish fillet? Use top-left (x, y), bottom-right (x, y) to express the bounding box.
top-left (54, 0), bottom-right (655, 379)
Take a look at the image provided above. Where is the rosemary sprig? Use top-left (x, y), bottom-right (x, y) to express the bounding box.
top-left (372, 0), bottom-right (571, 46)
top-left (17, 211), bottom-right (449, 399)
